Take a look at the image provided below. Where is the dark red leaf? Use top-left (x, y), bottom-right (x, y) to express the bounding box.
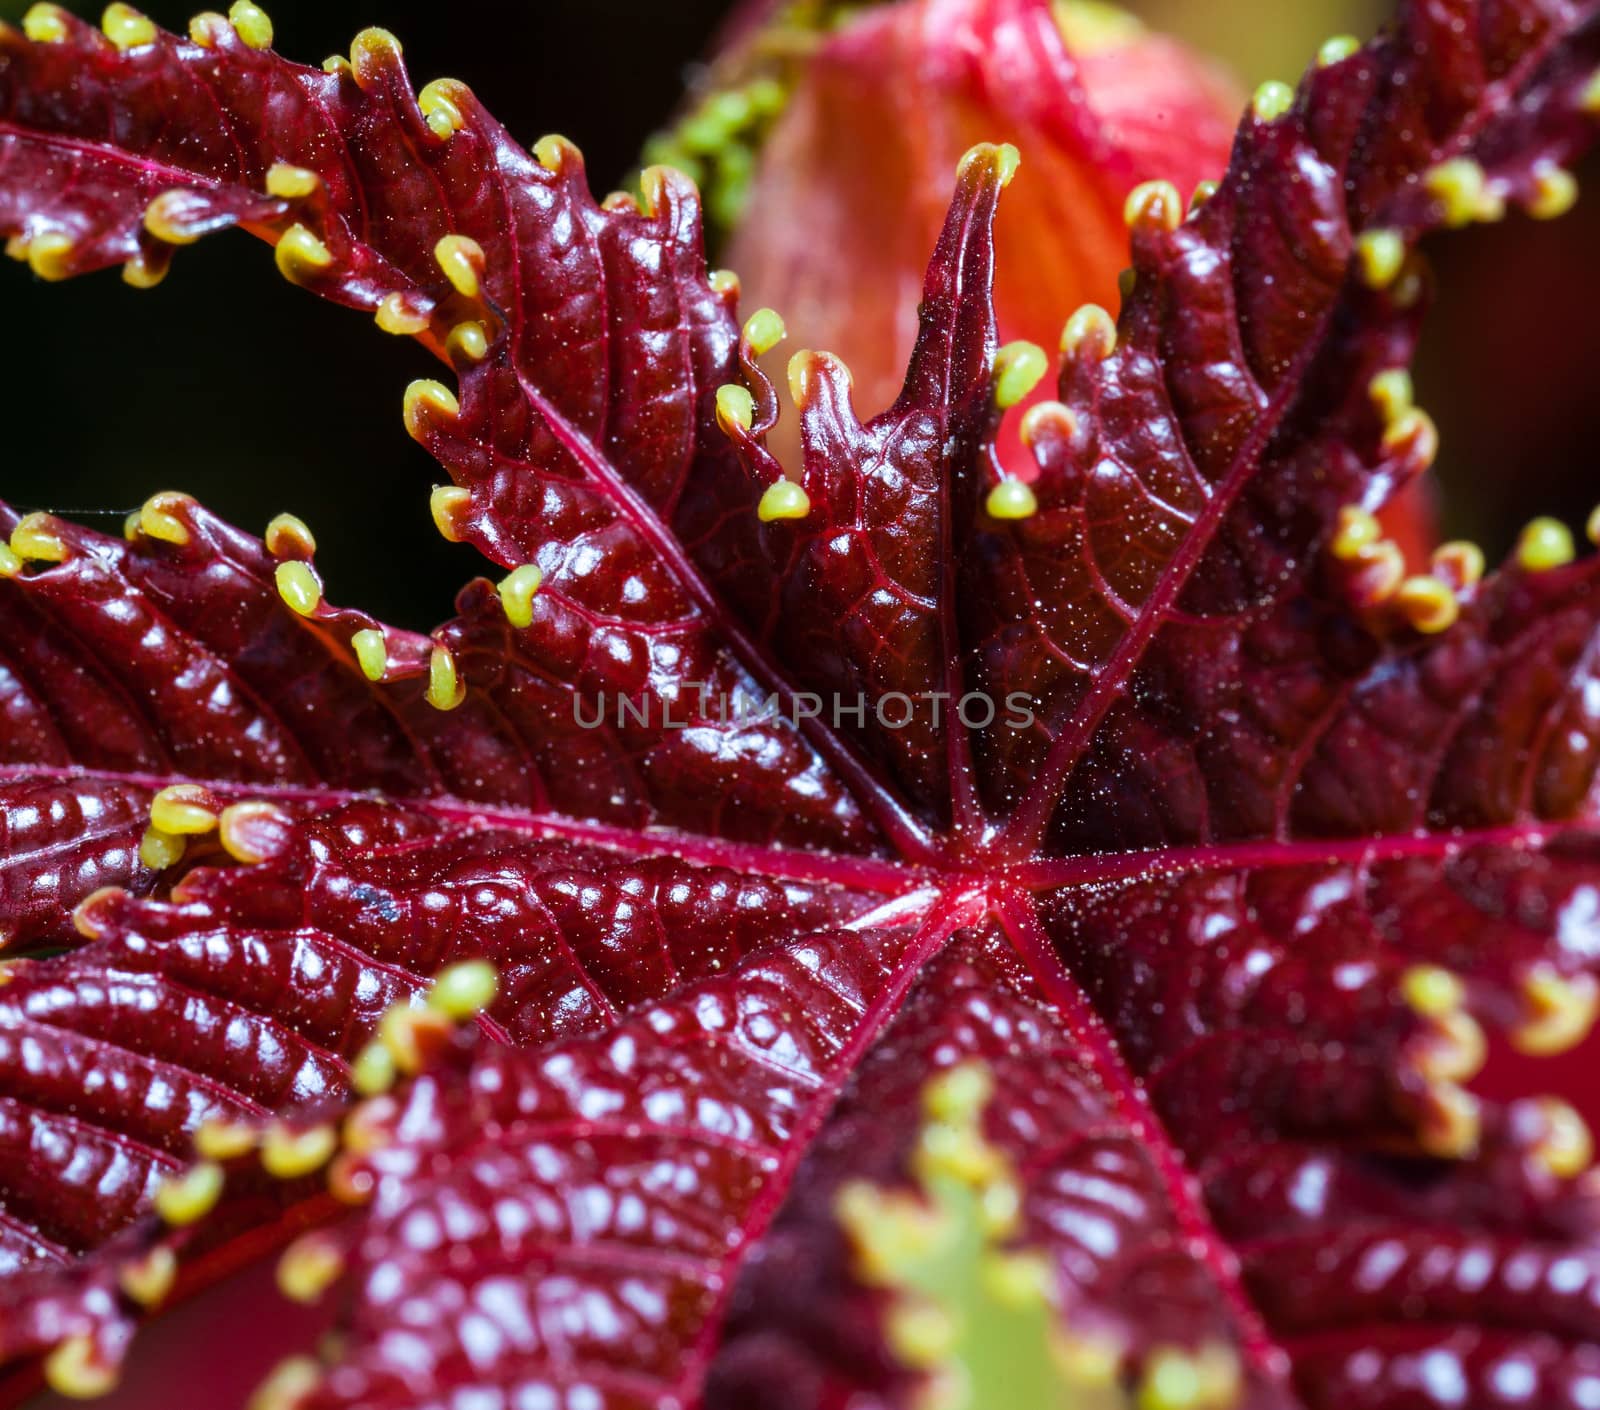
top-left (0, 1), bottom-right (1599, 1407)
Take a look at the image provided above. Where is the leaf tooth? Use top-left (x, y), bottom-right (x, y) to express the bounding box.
top-left (1524, 1097), bottom-right (1594, 1179)
top-left (9, 511), bottom-right (67, 563)
top-left (71, 885), bottom-right (127, 940)
top-left (403, 379), bottom-right (460, 441)
top-left (264, 162), bottom-right (319, 201)
top-left (1580, 66), bottom-right (1600, 116)
top-left (263, 511), bottom-right (315, 559)
top-left (433, 233), bottom-right (483, 298)
top-left (428, 483), bottom-right (471, 541)
top-left (248, 1355), bottom-right (321, 1410)
top-left (274, 222), bottom-right (334, 284)
top-left (1123, 179), bottom-right (1182, 233)
top-left (1424, 156), bottom-right (1505, 227)
top-left (1353, 227), bottom-right (1405, 288)
top-left (534, 133), bottom-right (580, 174)
top-left (1251, 79), bottom-right (1294, 122)
top-left (1059, 303), bottom-right (1116, 361)
top-left (138, 825), bottom-right (186, 870)
top-left (349, 627), bottom-right (388, 680)
top-left (136, 490), bottom-right (196, 545)
top-left (496, 564), bottom-right (543, 630)
top-left (425, 641), bottom-right (464, 710)
top-left (374, 290), bottom-right (430, 336)
top-left (985, 479), bottom-right (1038, 521)
top-left (153, 1160), bottom-right (225, 1225)
top-left (1416, 1081), bottom-right (1481, 1159)
top-left (227, 1), bottom-right (272, 51)
top-left (418, 78), bottom-right (468, 139)
top-left (742, 306), bottom-right (786, 358)
top-left (276, 1229), bottom-right (344, 1303)
top-left (150, 783), bottom-right (221, 836)
top-left (446, 319), bottom-right (488, 363)
top-left (348, 26), bottom-right (403, 90)
top-left (1511, 965), bottom-right (1599, 1055)
top-left (1526, 161), bottom-right (1578, 220)
top-left (101, 4), bottom-right (157, 50)
top-left (757, 479), bottom-right (810, 523)
top-left (117, 1246), bottom-right (177, 1310)
top-left (217, 799), bottom-right (292, 864)
top-left (1394, 574), bottom-right (1460, 635)
top-left (992, 341), bottom-right (1048, 409)
top-left (194, 1116), bottom-right (258, 1161)
top-left (1316, 34), bottom-right (1361, 67)
top-left (260, 1121), bottom-right (337, 1179)
top-left (274, 559), bottom-right (322, 616)
top-left (715, 382), bottom-right (755, 433)
top-left (1429, 540), bottom-right (1485, 593)
top-left (43, 1333), bottom-right (118, 1399)
top-left (1515, 516), bottom-right (1576, 572)
top-left (21, 4), bottom-right (70, 44)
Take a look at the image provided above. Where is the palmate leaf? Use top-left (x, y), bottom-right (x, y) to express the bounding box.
top-left (0, 1), bottom-right (1599, 1408)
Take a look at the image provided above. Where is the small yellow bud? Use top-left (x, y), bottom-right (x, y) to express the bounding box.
top-left (276, 1231), bottom-right (344, 1303)
top-left (102, 4), bottom-right (157, 50)
top-left (22, 5), bottom-right (70, 43)
top-left (992, 341), bottom-right (1048, 409)
top-left (138, 826), bottom-right (186, 870)
top-left (1395, 575), bottom-right (1459, 634)
top-left (260, 1122), bottom-right (337, 1179)
top-left (446, 320), bottom-right (489, 362)
top-left (118, 1246), bottom-right (177, 1309)
top-left (427, 958), bottom-right (499, 1018)
top-left (274, 223), bottom-right (334, 282)
top-left (497, 564), bottom-right (544, 630)
top-left (350, 627), bottom-right (388, 681)
top-left (404, 380), bottom-right (460, 440)
top-left (44, 1334), bottom-right (117, 1399)
top-left (426, 643), bottom-right (463, 710)
top-left (153, 1161), bottom-right (225, 1225)
top-left (1252, 80), bottom-right (1295, 122)
top-left (757, 479), bottom-right (811, 523)
top-left (264, 512), bottom-right (315, 558)
top-left (1425, 157), bottom-right (1498, 227)
top-left (985, 479), bottom-right (1039, 520)
top-left (273, 559), bottom-right (321, 616)
top-left (228, 0), bottom-right (272, 49)
top-left (150, 784), bottom-right (218, 836)
top-left (1400, 964), bottom-right (1464, 1017)
top-left (419, 78), bottom-right (468, 138)
top-left (715, 383), bottom-right (755, 432)
top-left (1530, 1098), bottom-right (1593, 1178)
top-left (1528, 162), bottom-right (1578, 220)
top-left (1123, 179), bottom-right (1182, 232)
top-left (1317, 34), bottom-right (1361, 66)
top-left (1354, 228), bottom-right (1405, 289)
top-left (264, 163), bottom-right (319, 200)
top-left (1330, 505), bottom-right (1381, 561)
top-left (1060, 303), bottom-right (1116, 360)
top-left (434, 233), bottom-right (484, 298)
top-left (743, 307), bottom-right (786, 356)
top-left (429, 484), bottom-right (471, 541)
top-left (1516, 516), bottom-right (1575, 572)
top-left (10, 512), bottom-right (67, 563)
top-left (139, 491), bottom-right (194, 545)
top-left (375, 291), bottom-right (430, 336)
top-left (194, 1117), bottom-right (258, 1161)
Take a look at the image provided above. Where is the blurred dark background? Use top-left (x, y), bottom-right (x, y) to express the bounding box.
top-left (2, 0), bottom-right (1598, 632)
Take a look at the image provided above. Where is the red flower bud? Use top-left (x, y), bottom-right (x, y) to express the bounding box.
top-left (725, 0), bottom-right (1240, 476)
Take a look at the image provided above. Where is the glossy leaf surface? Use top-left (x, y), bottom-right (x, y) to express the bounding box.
top-left (0, 2), bottom-right (1599, 1408)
